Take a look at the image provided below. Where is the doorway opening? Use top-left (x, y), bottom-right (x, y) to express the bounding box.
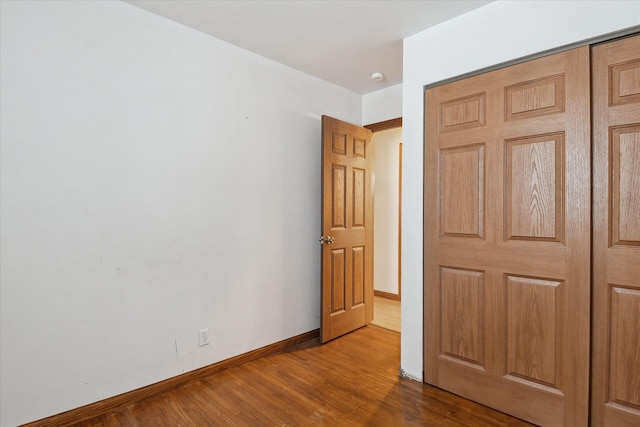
top-left (367, 118), bottom-right (402, 333)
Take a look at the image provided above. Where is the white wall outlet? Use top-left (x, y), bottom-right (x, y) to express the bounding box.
top-left (199, 328), bottom-right (210, 347)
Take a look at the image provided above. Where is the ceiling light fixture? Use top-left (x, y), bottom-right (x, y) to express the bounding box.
top-left (370, 72), bottom-right (384, 82)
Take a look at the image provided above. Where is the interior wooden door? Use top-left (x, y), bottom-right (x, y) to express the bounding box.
top-left (321, 116), bottom-right (373, 343)
top-left (591, 34), bottom-right (640, 427)
top-left (424, 47), bottom-right (591, 426)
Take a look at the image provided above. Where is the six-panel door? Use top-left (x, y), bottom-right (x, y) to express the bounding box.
top-left (424, 46), bottom-right (591, 426)
top-left (321, 116), bottom-right (373, 343)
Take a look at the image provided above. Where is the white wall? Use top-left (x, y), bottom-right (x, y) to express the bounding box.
top-left (373, 128), bottom-right (402, 295)
top-left (0, 1), bottom-right (361, 425)
top-left (401, 0), bottom-right (640, 380)
top-left (362, 83), bottom-right (402, 125)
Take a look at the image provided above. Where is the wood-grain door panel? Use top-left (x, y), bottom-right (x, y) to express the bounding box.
top-left (505, 133), bottom-right (564, 242)
top-left (440, 267), bottom-right (484, 366)
top-left (440, 144), bottom-right (485, 238)
top-left (425, 46), bottom-right (591, 426)
top-left (591, 35), bottom-right (640, 427)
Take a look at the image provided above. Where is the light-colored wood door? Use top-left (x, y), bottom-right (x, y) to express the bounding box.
top-left (321, 116), bottom-right (373, 343)
top-left (424, 47), bottom-right (591, 426)
top-left (591, 34), bottom-right (640, 427)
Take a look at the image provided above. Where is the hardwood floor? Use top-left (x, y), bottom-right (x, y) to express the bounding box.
top-left (370, 296), bottom-right (401, 332)
top-left (72, 326), bottom-right (534, 426)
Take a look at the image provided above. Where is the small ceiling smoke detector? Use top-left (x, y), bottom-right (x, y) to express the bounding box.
top-left (370, 72), bottom-right (384, 82)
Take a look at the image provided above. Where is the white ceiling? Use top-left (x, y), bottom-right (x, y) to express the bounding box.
top-left (124, 0), bottom-right (493, 94)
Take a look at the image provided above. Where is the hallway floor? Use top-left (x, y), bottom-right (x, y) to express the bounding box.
top-left (371, 296), bottom-right (400, 332)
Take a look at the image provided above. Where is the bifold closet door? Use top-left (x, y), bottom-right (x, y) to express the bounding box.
top-left (424, 46), bottom-right (591, 426)
top-left (591, 35), bottom-right (640, 427)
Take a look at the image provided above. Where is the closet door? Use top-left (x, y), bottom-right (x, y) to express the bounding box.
top-left (424, 46), bottom-right (591, 426)
top-left (591, 34), bottom-right (640, 427)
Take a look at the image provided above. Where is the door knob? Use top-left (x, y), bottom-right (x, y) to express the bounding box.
top-left (319, 236), bottom-right (335, 244)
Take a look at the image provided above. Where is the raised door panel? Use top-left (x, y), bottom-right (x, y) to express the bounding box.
top-left (592, 35), bottom-right (640, 427)
top-left (440, 145), bottom-right (484, 238)
top-left (351, 246), bottom-right (365, 306)
top-left (505, 134), bottom-right (564, 242)
top-left (440, 267), bottom-right (484, 367)
top-left (353, 136), bottom-right (366, 158)
top-left (608, 287), bottom-right (640, 410)
top-left (610, 59), bottom-right (640, 106)
top-left (352, 168), bottom-right (366, 228)
top-left (332, 165), bottom-right (347, 229)
top-left (439, 93), bottom-right (486, 132)
top-left (505, 74), bottom-right (565, 121)
top-left (330, 249), bottom-right (346, 314)
top-left (332, 131), bottom-right (347, 154)
top-left (506, 275), bottom-right (562, 390)
top-left (610, 126), bottom-right (640, 246)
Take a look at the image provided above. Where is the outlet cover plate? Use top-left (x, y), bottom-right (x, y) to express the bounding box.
top-left (199, 328), bottom-right (210, 346)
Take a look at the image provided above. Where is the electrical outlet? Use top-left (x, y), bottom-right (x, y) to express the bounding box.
top-left (199, 328), bottom-right (210, 347)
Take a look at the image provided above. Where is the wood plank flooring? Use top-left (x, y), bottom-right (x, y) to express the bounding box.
top-left (370, 296), bottom-right (401, 332)
top-left (72, 326), bottom-right (535, 426)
